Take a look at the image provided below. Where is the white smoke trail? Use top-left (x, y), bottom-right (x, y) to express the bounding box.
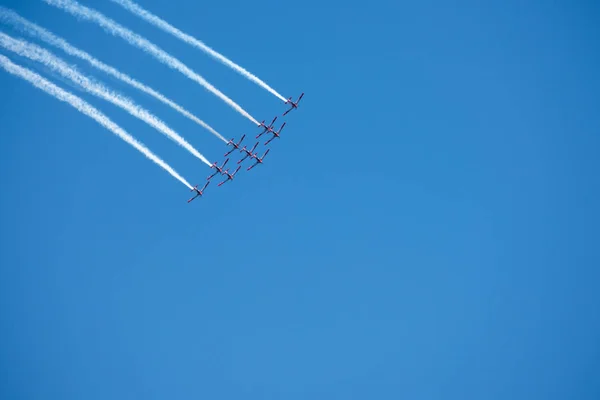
top-left (0, 32), bottom-right (212, 166)
top-left (0, 53), bottom-right (193, 189)
top-left (0, 7), bottom-right (228, 143)
top-left (43, 0), bottom-right (260, 126)
top-left (109, 0), bottom-right (287, 102)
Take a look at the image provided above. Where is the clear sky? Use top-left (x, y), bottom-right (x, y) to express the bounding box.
top-left (0, 0), bottom-right (599, 398)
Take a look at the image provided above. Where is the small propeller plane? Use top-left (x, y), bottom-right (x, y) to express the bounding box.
top-left (238, 142), bottom-right (259, 164)
top-left (256, 116), bottom-right (278, 138)
top-left (218, 165), bottom-right (242, 186)
top-left (207, 158), bottom-right (229, 180)
top-left (187, 181), bottom-right (210, 203)
top-left (282, 93), bottom-right (304, 116)
top-left (264, 122), bottom-right (286, 145)
top-left (224, 134), bottom-right (245, 157)
top-left (247, 149), bottom-right (270, 171)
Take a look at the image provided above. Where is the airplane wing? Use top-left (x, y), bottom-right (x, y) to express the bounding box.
top-left (187, 193), bottom-right (200, 203)
top-left (297, 93), bottom-right (304, 103)
top-left (247, 161), bottom-right (258, 171)
top-left (262, 149), bottom-right (270, 159)
top-left (237, 153), bottom-right (249, 164)
top-left (232, 165), bottom-right (242, 176)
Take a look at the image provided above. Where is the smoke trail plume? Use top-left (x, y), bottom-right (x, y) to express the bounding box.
top-left (43, 0), bottom-right (260, 125)
top-left (0, 7), bottom-right (228, 143)
top-left (109, 0), bottom-right (287, 102)
top-left (0, 32), bottom-right (212, 166)
top-left (0, 53), bottom-right (192, 189)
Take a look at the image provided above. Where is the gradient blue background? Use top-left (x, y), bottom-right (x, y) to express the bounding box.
top-left (1, 0), bottom-right (599, 398)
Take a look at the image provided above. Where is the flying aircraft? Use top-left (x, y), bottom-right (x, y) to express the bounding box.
top-left (247, 149), bottom-right (270, 171)
top-left (237, 142), bottom-right (259, 164)
top-left (218, 165), bottom-right (242, 186)
top-left (187, 181), bottom-right (210, 203)
top-left (224, 134), bottom-right (246, 156)
top-left (256, 116), bottom-right (278, 138)
top-left (282, 93), bottom-right (304, 116)
top-left (207, 158), bottom-right (229, 180)
top-left (264, 122), bottom-right (286, 145)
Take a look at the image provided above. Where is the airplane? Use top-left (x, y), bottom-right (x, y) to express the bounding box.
top-left (224, 134), bottom-right (245, 156)
top-left (264, 122), bottom-right (286, 145)
top-left (247, 149), bottom-right (270, 171)
top-left (218, 165), bottom-right (242, 186)
top-left (282, 93), bottom-right (304, 116)
top-left (187, 181), bottom-right (210, 203)
top-left (256, 116), bottom-right (278, 138)
top-left (207, 158), bottom-right (229, 180)
top-left (237, 142), bottom-right (259, 164)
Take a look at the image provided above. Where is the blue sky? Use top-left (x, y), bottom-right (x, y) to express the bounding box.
top-left (1, 0), bottom-right (599, 398)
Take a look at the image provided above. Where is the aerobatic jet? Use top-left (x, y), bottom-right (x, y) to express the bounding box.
top-left (247, 149), bottom-right (270, 171)
top-left (218, 165), bottom-right (242, 186)
top-left (224, 134), bottom-right (246, 156)
top-left (264, 122), bottom-right (286, 145)
top-left (237, 142), bottom-right (259, 164)
top-left (187, 181), bottom-right (210, 203)
top-left (256, 116), bottom-right (278, 138)
top-left (207, 158), bottom-right (229, 180)
top-left (282, 93), bottom-right (304, 116)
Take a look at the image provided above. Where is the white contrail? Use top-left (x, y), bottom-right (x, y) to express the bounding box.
top-left (109, 0), bottom-right (287, 103)
top-left (0, 32), bottom-right (212, 166)
top-left (0, 53), bottom-right (193, 189)
top-left (0, 7), bottom-right (228, 143)
top-left (43, 0), bottom-right (260, 126)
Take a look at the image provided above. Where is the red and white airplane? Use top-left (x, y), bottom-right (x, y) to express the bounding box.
top-left (264, 122), bottom-right (286, 145)
top-left (282, 93), bottom-right (304, 116)
top-left (218, 165), bottom-right (242, 186)
top-left (224, 134), bottom-right (245, 156)
top-left (256, 116), bottom-right (278, 138)
top-left (237, 142), bottom-right (259, 164)
top-left (207, 158), bottom-right (229, 180)
top-left (187, 181), bottom-right (210, 203)
top-left (247, 149), bottom-right (270, 171)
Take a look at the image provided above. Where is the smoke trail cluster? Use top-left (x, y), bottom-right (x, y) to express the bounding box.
top-left (43, 0), bottom-right (260, 125)
top-left (0, 32), bottom-right (212, 166)
top-left (0, 54), bottom-right (193, 189)
top-left (0, 7), bottom-right (228, 143)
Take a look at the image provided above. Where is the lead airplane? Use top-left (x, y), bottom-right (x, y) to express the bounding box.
top-left (256, 116), bottom-right (278, 138)
top-left (187, 181), bottom-right (210, 203)
top-left (247, 149), bottom-right (270, 171)
top-left (218, 165), bottom-right (242, 186)
top-left (224, 134), bottom-right (245, 156)
top-left (237, 142), bottom-right (259, 164)
top-left (264, 122), bottom-right (286, 145)
top-left (282, 93), bottom-right (304, 116)
top-left (207, 158), bottom-right (229, 180)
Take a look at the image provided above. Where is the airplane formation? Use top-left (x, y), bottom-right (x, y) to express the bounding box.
top-left (187, 93), bottom-right (304, 203)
